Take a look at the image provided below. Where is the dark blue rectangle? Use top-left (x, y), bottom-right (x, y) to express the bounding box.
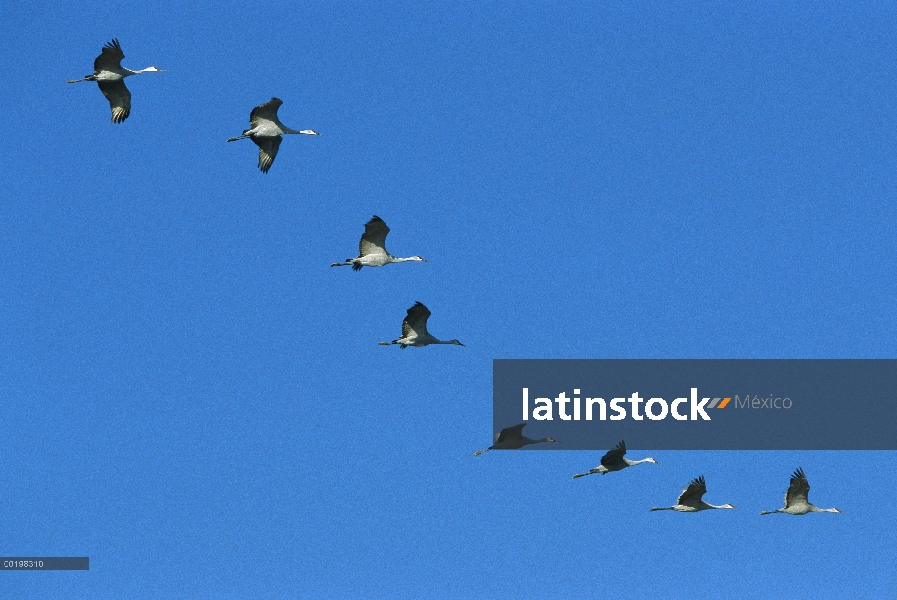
top-left (1, 557), bottom-right (88, 570)
top-left (493, 359), bottom-right (897, 450)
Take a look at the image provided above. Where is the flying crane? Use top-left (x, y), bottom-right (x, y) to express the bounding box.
top-left (572, 440), bottom-right (659, 478)
top-left (331, 216), bottom-right (427, 271)
top-left (378, 302), bottom-right (464, 348)
top-left (227, 98), bottom-right (320, 173)
top-left (67, 39), bottom-right (165, 123)
top-left (474, 423), bottom-right (560, 456)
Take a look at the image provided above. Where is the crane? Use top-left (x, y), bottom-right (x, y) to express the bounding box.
top-left (474, 423), bottom-right (560, 456)
top-left (651, 475), bottom-right (737, 512)
top-left (227, 98), bottom-right (320, 173)
top-left (760, 467), bottom-right (842, 515)
top-left (378, 302), bottom-right (464, 348)
top-left (67, 39), bottom-right (164, 123)
top-left (331, 216), bottom-right (428, 271)
top-left (572, 440), bottom-right (659, 478)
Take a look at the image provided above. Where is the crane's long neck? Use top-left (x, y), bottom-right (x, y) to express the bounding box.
top-left (282, 127), bottom-right (319, 135)
top-left (706, 503), bottom-right (736, 510)
top-left (520, 437), bottom-right (557, 448)
top-left (123, 67), bottom-right (156, 77)
top-left (810, 506), bottom-right (839, 513)
top-left (474, 448), bottom-right (492, 456)
top-left (650, 507), bottom-right (674, 511)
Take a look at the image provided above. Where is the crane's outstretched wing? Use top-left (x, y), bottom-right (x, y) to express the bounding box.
top-left (496, 423), bottom-right (526, 444)
top-left (600, 440), bottom-right (626, 468)
top-left (250, 98), bottom-right (283, 128)
top-left (97, 80), bottom-right (131, 123)
top-left (94, 39), bottom-right (125, 72)
top-left (784, 467), bottom-right (810, 509)
top-left (676, 475), bottom-right (707, 507)
top-left (359, 216), bottom-right (390, 257)
top-left (402, 302), bottom-right (431, 339)
top-left (253, 136), bottom-right (282, 173)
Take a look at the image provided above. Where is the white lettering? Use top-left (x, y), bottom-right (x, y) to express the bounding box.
top-left (671, 397), bottom-right (688, 420)
top-left (645, 398), bottom-right (668, 420)
top-left (691, 388), bottom-right (711, 420)
top-left (628, 392), bottom-right (645, 420)
top-left (556, 392), bottom-right (571, 421)
top-left (610, 398), bottom-right (626, 420)
top-left (533, 397), bottom-right (553, 420)
top-left (586, 398), bottom-right (606, 420)
top-left (522, 388), bottom-right (528, 420)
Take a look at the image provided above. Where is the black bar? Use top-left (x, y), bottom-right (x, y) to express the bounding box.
top-left (1, 557), bottom-right (88, 570)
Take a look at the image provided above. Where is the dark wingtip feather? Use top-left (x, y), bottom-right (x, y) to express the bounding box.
top-left (110, 108), bottom-right (128, 124)
top-left (352, 263), bottom-right (362, 271)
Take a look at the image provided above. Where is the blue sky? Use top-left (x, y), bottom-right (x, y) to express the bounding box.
top-left (2, 1), bottom-right (896, 597)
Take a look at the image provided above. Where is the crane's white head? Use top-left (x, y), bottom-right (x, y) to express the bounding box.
top-left (409, 256), bottom-right (428, 262)
top-left (299, 129), bottom-right (321, 135)
top-left (542, 438), bottom-right (560, 443)
top-left (644, 457), bottom-right (659, 465)
top-left (140, 66), bottom-right (165, 73)
top-left (448, 339), bottom-right (465, 346)
top-left (720, 504), bottom-right (737, 509)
